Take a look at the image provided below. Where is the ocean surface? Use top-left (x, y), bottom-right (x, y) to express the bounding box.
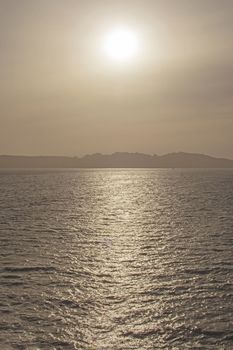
top-left (0, 169), bottom-right (233, 350)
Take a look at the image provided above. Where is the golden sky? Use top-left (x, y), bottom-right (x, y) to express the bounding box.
top-left (1, 0), bottom-right (233, 157)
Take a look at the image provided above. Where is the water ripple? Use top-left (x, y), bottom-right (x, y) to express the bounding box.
top-left (0, 169), bottom-right (233, 349)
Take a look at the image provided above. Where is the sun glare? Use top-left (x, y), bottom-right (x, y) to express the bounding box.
top-left (103, 27), bottom-right (139, 63)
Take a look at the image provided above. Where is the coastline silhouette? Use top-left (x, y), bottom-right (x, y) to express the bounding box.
top-left (1, 152), bottom-right (233, 168)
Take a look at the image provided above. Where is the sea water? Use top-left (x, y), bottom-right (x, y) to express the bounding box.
top-left (0, 169), bottom-right (233, 349)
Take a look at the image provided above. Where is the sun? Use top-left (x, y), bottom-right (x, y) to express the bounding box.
top-left (103, 27), bottom-right (139, 63)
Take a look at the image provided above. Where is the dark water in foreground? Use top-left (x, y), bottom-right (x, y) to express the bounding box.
top-left (0, 169), bottom-right (233, 350)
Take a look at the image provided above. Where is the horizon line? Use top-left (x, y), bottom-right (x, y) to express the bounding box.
top-left (0, 151), bottom-right (232, 161)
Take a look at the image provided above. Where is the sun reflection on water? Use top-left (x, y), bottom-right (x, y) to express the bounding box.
top-left (2, 169), bottom-right (233, 349)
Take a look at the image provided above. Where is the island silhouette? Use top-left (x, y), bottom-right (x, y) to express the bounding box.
top-left (0, 152), bottom-right (233, 168)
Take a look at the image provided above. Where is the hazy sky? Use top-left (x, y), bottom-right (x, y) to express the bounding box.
top-left (1, 0), bottom-right (233, 157)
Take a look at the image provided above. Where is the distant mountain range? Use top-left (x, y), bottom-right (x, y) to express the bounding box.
top-left (0, 152), bottom-right (233, 168)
